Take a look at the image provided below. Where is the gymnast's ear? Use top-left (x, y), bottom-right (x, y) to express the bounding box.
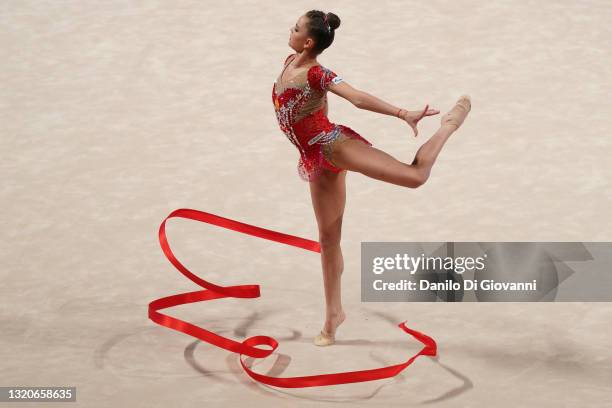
top-left (328, 81), bottom-right (363, 107)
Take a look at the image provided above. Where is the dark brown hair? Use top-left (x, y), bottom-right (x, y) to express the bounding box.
top-left (305, 10), bottom-right (341, 55)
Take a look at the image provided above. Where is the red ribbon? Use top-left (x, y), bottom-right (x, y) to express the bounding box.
top-left (148, 208), bottom-right (437, 387)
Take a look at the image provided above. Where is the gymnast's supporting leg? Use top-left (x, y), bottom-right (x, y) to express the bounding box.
top-left (330, 96), bottom-right (472, 187)
top-left (308, 169), bottom-right (347, 346)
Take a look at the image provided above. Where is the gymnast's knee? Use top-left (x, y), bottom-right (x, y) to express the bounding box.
top-left (318, 231), bottom-right (342, 248)
top-left (405, 167), bottom-right (430, 189)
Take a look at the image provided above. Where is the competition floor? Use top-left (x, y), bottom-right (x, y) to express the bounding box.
top-left (1, 1), bottom-right (611, 406)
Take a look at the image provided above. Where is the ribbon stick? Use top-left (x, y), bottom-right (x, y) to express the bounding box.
top-left (148, 208), bottom-right (437, 388)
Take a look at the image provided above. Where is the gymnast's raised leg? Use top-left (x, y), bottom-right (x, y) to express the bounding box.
top-left (330, 95), bottom-right (471, 186)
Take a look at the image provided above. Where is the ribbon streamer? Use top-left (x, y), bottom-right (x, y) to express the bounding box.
top-left (148, 208), bottom-right (437, 388)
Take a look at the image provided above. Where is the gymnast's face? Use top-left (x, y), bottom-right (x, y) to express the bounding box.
top-left (288, 15), bottom-right (314, 53)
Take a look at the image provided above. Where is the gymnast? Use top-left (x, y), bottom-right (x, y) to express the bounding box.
top-left (271, 10), bottom-right (471, 346)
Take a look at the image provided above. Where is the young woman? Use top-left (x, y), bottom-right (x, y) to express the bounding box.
top-left (272, 10), bottom-right (471, 346)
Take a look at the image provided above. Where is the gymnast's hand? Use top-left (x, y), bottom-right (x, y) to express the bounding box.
top-left (400, 105), bottom-right (440, 137)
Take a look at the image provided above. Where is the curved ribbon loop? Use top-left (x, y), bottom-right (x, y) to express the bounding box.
top-left (148, 208), bottom-right (437, 387)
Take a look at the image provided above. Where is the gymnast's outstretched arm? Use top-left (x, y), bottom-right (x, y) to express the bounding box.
top-left (329, 81), bottom-right (405, 117)
top-left (329, 81), bottom-right (440, 136)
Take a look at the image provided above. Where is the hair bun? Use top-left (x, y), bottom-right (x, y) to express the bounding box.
top-left (326, 13), bottom-right (341, 30)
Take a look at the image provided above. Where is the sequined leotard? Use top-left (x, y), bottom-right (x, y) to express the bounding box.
top-left (272, 53), bottom-right (373, 182)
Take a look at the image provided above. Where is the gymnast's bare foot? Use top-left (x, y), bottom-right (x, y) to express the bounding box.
top-left (441, 95), bottom-right (471, 131)
top-left (314, 309), bottom-right (346, 346)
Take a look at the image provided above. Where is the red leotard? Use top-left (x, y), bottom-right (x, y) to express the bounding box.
top-left (272, 53), bottom-right (373, 182)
